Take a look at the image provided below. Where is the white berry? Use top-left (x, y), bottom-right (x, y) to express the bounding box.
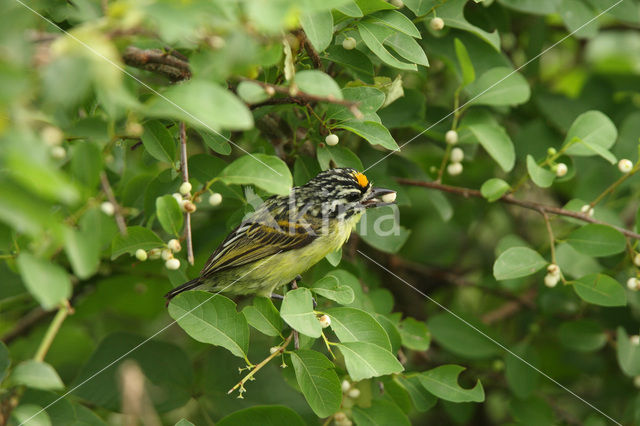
top-left (341, 380), bottom-right (351, 393)
top-left (618, 159), bottom-right (633, 173)
top-left (126, 121), bottom-right (143, 137)
top-left (580, 204), bottom-right (594, 217)
top-left (390, 0), bottom-right (404, 8)
top-left (347, 388), bottom-right (360, 398)
top-left (547, 263), bottom-right (560, 277)
top-left (41, 126), bottom-right (64, 146)
top-left (445, 129), bottom-right (458, 145)
top-left (447, 162), bottom-right (463, 176)
top-left (100, 201), bottom-right (115, 216)
top-left (325, 134), bottom-right (339, 146)
top-left (627, 277), bottom-right (638, 291)
top-left (148, 248), bottom-right (162, 259)
top-left (544, 273), bottom-right (559, 288)
top-left (318, 314), bottom-right (331, 328)
top-left (634, 376), bottom-right (640, 389)
top-left (631, 335), bottom-right (640, 346)
top-left (556, 163), bottom-right (568, 177)
top-left (209, 193), bottom-right (223, 206)
top-left (342, 37), bottom-right (356, 50)
top-left (634, 253), bottom-right (640, 267)
top-left (450, 147), bottom-right (464, 163)
top-left (161, 249), bottom-right (173, 261)
top-left (179, 181), bottom-right (192, 195)
top-left (167, 239), bottom-right (182, 253)
top-left (430, 17), bottom-right (445, 31)
top-left (165, 258), bottom-right (180, 270)
top-left (135, 249), bottom-right (148, 261)
top-left (334, 412), bottom-right (347, 422)
top-left (381, 192), bottom-right (397, 204)
top-left (182, 200), bottom-right (197, 213)
top-left (50, 146), bottom-right (66, 159)
top-left (265, 86), bottom-right (276, 96)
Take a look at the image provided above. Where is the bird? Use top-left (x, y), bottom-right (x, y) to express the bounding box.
top-left (164, 168), bottom-right (396, 301)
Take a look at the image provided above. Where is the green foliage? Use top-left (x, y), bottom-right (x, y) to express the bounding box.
top-left (2, 0), bottom-right (640, 425)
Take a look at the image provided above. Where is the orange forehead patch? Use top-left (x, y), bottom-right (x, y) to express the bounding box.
top-left (354, 172), bottom-right (369, 188)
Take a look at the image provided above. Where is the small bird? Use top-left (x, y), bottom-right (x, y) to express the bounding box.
top-left (164, 168), bottom-right (396, 301)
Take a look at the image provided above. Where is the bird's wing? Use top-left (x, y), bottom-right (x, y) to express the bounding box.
top-left (199, 220), bottom-right (316, 278)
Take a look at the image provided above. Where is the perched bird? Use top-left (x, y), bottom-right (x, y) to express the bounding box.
top-left (164, 168), bottom-right (396, 301)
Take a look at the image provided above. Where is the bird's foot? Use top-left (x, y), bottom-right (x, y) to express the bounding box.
top-left (270, 293), bottom-right (284, 300)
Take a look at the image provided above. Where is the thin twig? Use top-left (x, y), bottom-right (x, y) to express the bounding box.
top-left (397, 178), bottom-right (640, 240)
top-left (227, 333), bottom-right (294, 397)
top-left (100, 172), bottom-right (127, 235)
top-left (34, 302), bottom-right (72, 362)
top-left (179, 122), bottom-right (194, 265)
top-left (590, 162), bottom-right (640, 208)
top-left (244, 79), bottom-right (363, 118)
top-left (1, 307), bottom-right (50, 345)
top-left (296, 29), bottom-right (323, 70)
top-left (540, 209), bottom-right (556, 264)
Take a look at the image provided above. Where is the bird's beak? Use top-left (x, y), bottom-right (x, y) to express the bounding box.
top-left (362, 187), bottom-right (397, 208)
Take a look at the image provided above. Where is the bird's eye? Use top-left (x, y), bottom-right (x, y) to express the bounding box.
top-left (345, 191), bottom-right (360, 202)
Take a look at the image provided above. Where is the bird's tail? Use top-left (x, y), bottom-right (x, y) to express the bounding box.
top-left (164, 277), bottom-right (202, 304)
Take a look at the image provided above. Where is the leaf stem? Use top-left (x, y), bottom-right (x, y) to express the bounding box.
top-left (33, 301), bottom-right (72, 362)
top-left (590, 162), bottom-right (640, 208)
top-left (321, 331), bottom-right (336, 359)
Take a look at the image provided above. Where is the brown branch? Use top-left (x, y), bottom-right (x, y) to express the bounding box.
top-left (295, 29), bottom-right (323, 70)
top-left (245, 79), bottom-right (363, 118)
top-left (179, 122), bottom-right (194, 266)
top-left (482, 289), bottom-right (537, 325)
top-left (100, 172), bottom-right (127, 236)
top-left (1, 307), bottom-right (50, 345)
top-left (122, 46), bottom-right (191, 82)
top-left (397, 178), bottom-right (640, 240)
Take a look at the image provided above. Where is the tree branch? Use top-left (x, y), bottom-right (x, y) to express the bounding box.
top-left (122, 46), bottom-right (191, 82)
top-left (295, 29), bottom-right (323, 70)
top-left (245, 79), bottom-right (363, 118)
top-left (397, 178), bottom-right (640, 240)
top-left (100, 172), bottom-right (127, 236)
top-left (179, 122), bottom-right (195, 266)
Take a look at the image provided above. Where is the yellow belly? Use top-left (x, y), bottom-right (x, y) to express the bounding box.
top-left (210, 214), bottom-right (361, 296)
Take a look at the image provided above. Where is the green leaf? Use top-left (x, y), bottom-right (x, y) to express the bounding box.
top-left (564, 111), bottom-right (618, 163)
top-left (236, 81), bottom-right (269, 104)
top-left (337, 1), bottom-right (363, 17)
top-left (398, 317), bottom-right (430, 351)
top-left (566, 224), bottom-right (626, 257)
top-left (156, 195), bottom-right (184, 236)
top-left (572, 273), bottom-right (627, 307)
top-left (168, 291), bottom-right (250, 359)
top-left (188, 153), bottom-right (227, 184)
top-left (463, 111), bottom-right (515, 172)
top-left (560, 0), bottom-right (599, 39)
top-left (140, 120), bottom-right (176, 163)
top-left (428, 313), bottom-right (500, 359)
top-left (72, 332), bottom-right (193, 412)
top-left (352, 399), bottom-right (411, 426)
top-left (146, 79), bottom-right (253, 131)
top-left (404, 0), bottom-right (439, 15)
top-left (384, 32), bottom-right (429, 66)
top-left (17, 253), bottom-right (72, 310)
top-left (337, 120), bottom-right (399, 150)
top-left (616, 327), bottom-right (640, 376)
top-left (175, 420), bottom-right (195, 426)
top-left (217, 406), bottom-right (305, 426)
top-left (317, 145), bottom-right (364, 171)
top-left (376, 314), bottom-right (402, 353)
top-left (294, 70), bottom-right (342, 99)
top-left (327, 307), bottom-right (391, 350)
top-left (337, 341), bottom-right (403, 381)
top-left (558, 320), bottom-right (607, 352)
top-left (419, 364), bottom-right (484, 403)
top-left (324, 46), bottom-right (374, 83)
top-left (465, 67), bottom-right (530, 106)
top-left (290, 350), bottom-right (342, 417)
top-left (509, 397), bottom-right (555, 425)
top-left (111, 226), bottom-right (164, 259)
top-left (526, 155), bottom-right (555, 188)
top-left (326, 86), bottom-right (385, 122)
top-left (280, 288), bottom-right (322, 338)
top-left (70, 141), bottom-right (102, 190)
top-left (311, 274), bottom-right (355, 304)
top-left (63, 227), bottom-right (100, 280)
top-left (0, 341), bottom-right (9, 382)
top-left (555, 242), bottom-right (602, 279)
top-left (505, 343), bottom-right (539, 399)
top-left (454, 38), bottom-right (475, 85)
top-left (325, 248), bottom-right (342, 267)
top-left (396, 375), bottom-right (437, 412)
top-left (355, 0), bottom-right (395, 14)
top-left (11, 404), bottom-right (51, 426)
top-left (357, 21), bottom-right (417, 71)
top-left (480, 178), bottom-right (510, 202)
top-left (355, 206), bottom-right (410, 254)
top-left (493, 246), bottom-right (547, 280)
top-left (300, 11), bottom-right (334, 52)
top-left (10, 360), bottom-right (64, 390)
top-left (368, 10), bottom-right (421, 38)
top-left (198, 129), bottom-right (232, 155)
top-left (220, 154), bottom-right (293, 195)
top-left (437, 0), bottom-right (500, 50)
top-left (242, 297), bottom-right (284, 337)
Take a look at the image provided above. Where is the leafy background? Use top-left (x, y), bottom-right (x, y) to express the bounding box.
top-left (1, 0), bottom-right (640, 425)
